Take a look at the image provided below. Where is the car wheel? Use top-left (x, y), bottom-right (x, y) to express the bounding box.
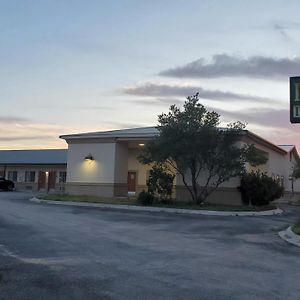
top-left (7, 185), bottom-right (14, 191)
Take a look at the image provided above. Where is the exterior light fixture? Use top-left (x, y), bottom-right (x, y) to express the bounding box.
top-left (84, 154), bottom-right (94, 161)
top-left (138, 143), bottom-right (145, 147)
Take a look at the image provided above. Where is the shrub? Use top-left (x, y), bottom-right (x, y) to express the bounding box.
top-left (137, 190), bottom-right (154, 206)
top-left (238, 171), bottom-right (284, 206)
top-left (147, 165), bottom-right (175, 201)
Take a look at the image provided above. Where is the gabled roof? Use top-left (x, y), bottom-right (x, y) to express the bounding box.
top-left (60, 126), bottom-right (158, 140)
top-left (277, 145), bottom-right (295, 152)
top-left (0, 149), bottom-right (67, 165)
top-left (278, 144), bottom-right (300, 161)
top-left (60, 126), bottom-right (290, 155)
top-left (242, 131), bottom-right (287, 155)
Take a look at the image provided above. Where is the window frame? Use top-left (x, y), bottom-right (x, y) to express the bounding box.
top-left (25, 171), bottom-right (36, 183)
top-left (7, 171), bottom-right (18, 182)
top-left (58, 171), bottom-right (67, 183)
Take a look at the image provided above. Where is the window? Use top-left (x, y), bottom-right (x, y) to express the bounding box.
top-left (8, 171), bottom-right (18, 182)
top-left (25, 171), bottom-right (35, 183)
top-left (59, 171), bottom-right (67, 183)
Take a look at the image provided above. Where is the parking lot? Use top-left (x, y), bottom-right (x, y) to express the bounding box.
top-left (0, 192), bottom-right (299, 299)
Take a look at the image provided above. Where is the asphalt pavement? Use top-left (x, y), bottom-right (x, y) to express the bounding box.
top-left (0, 192), bottom-right (299, 300)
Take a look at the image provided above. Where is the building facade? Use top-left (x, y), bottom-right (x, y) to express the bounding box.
top-left (0, 149), bottom-right (67, 192)
top-left (60, 127), bottom-right (300, 205)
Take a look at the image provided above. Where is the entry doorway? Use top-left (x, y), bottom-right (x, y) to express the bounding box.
top-left (38, 171), bottom-right (57, 191)
top-left (127, 171), bottom-right (137, 195)
top-left (38, 171), bottom-right (46, 191)
top-left (48, 171), bottom-right (56, 191)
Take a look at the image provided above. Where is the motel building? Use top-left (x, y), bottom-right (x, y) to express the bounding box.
top-left (0, 149), bottom-right (67, 192)
top-left (0, 127), bottom-right (299, 205)
top-left (59, 127), bottom-right (300, 206)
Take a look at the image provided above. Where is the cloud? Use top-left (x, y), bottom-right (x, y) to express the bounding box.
top-left (130, 97), bottom-right (184, 107)
top-left (0, 121), bottom-right (75, 149)
top-left (273, 23), bottom-right (290, 41)
top-left (32, 105), bottom-right (113, 111)
top-left (0, 116), bottom-right (29, 124)
top-left (216, 107), bottom-right (300, 149)
top-left (216, 107), bottom-right (289, 129)
top-left (159, 54), bottom-right (300, 79)
top-left (130, 97), bottom-right (184, 106)
top-left (0, 135), bottom-right (52, 141)
top-left (122, 82), bottom-right (277, 103)
top-left (97, 121), bottom-right (143, 129)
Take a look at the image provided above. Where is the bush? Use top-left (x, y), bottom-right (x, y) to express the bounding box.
top-left (238, 171), bottom-right (284, 206)
top-left (147, 165), bottom-right (175, 201)
top-left (137, 190), bottom-right (154, 206)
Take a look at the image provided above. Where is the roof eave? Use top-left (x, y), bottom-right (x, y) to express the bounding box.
top-left (60, 133), bottom-right (157, 141)
top-left (243, 130), bottom-right (287, 155)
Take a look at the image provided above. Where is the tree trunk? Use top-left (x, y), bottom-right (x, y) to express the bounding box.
top-left (191, 166), bottom-right (201, 204)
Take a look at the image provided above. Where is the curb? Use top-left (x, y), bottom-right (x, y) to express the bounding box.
top-left (278, 226), bottom-right (300, 247)
top-left (29, 197), bottom-right (283, 217)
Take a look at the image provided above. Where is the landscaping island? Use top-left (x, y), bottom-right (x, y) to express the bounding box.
top-left (41, 194), bottom-right (277, 212)
top-left (292, 221), bottom-right (300, 235)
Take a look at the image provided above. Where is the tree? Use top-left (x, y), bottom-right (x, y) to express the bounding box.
top-left (139, 94), bottom-right (267, 204)
top-left (292, 162), bottom-right (300, 179)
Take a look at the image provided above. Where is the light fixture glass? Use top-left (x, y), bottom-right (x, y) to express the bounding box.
top-left (138, 143), bottom-right (145, 147)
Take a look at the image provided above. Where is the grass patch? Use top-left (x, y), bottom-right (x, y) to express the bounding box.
top-left (40, 194), bottom-right (277, 212)
top-left (41, 194), bottom-right (136, 205)
top-left (150, 201), bottom-right (277, 212)
top-left (292, 221), bottom-right (300, 235)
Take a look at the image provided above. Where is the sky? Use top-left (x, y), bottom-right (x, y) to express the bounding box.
top-left (0, 0), bottom-right (300, 149)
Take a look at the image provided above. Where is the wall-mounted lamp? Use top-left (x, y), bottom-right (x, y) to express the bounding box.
top-left (138, 143), bottom-right (145, 147)
top-left (84, 154), bottom-right (94, 161)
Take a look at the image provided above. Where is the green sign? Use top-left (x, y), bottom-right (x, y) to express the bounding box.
top-left (290, 77), bottom-right (300, 123)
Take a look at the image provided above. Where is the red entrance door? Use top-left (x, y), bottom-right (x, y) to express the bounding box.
top-left (127, 171), bottom-right (136, 192)
top-left (48, 171), bottom-right (56, 191)
top-left (38, 172), bottom-right (46, 190)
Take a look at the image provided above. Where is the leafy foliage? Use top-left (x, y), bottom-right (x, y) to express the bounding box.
top-left (292, 162), bottom-right (300, 179)
top-left (244, 144), bottom-right (268, 167)
top-left (238, 171), bottom-right (284, 206)
top-left (137, 190), bottom-right (154, 206)
top-left (139, 93), bottom-right (267, 204)
top-left (147, 164), bottom-right (175, 201)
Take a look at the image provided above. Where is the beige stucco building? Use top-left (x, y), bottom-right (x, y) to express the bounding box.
top-left (60, 128), bottom-right (155, 198)
top-left (60, 127), bottom-right (300, 205)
